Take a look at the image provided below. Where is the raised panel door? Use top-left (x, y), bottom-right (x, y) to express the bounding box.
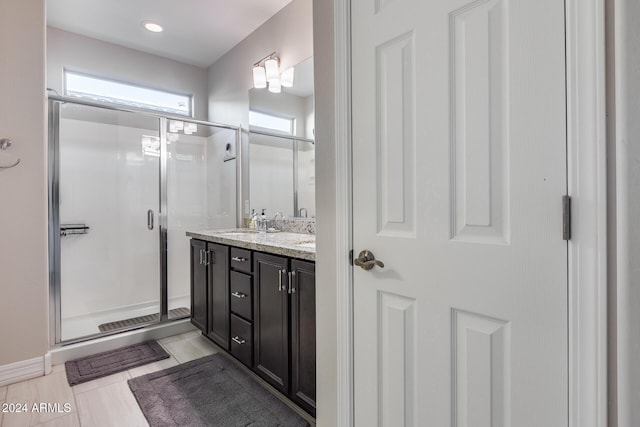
top-left (253, 252), bottom-right (290, 393)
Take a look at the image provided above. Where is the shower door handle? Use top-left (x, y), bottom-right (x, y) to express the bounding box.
top-left (147, 210), bottom-right (154, 230)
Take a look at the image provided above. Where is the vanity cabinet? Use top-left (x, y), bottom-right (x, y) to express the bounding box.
top-left (190, 238), bottom-right (316, 416)
top-left (229, 247), bottom-right (254, 366)
top-left (253, 253), bottom-right (290, 394)
top-left (253, 253), bottom-right (316, 416)
top-left (290, 259), bottom-right (316, 415)
top-left (189, 240), bottom-right (230, 351)
top-left (190, 239), bottom-right (208, 332)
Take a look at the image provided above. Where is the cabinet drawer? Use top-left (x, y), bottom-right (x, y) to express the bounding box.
top-left (230, 271), bottom-right (252, 321)
top-left (230, 314), bottom-right (253, 367)
top-left (230, 248), bottom-right (252, 273)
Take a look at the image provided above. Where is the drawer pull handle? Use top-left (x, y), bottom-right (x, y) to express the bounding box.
top-left (231, 292), bottom-right (247, 299)
top-left (232, 257), bottom-right (248, 262)
top-left (279, 269), bottom-right (288, 292)
top-left (232, 336), bottom-right (246, 345)
top-left (288, 271), bottom-right (296, 294)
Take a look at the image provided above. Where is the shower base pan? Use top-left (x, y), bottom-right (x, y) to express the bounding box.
top-left (98, 307), bottom-right (190, 332)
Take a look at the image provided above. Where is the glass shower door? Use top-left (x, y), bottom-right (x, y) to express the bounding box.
top-left (164, 120), bottom-right (238, 318)
top-left (54, 102), bottom-right (161, 342)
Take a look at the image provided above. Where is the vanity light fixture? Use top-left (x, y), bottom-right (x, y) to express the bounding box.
top-left (253, 66), bottom-right (267, 89)
top-left (168, 120), bottom-right (197, 135)
top-left (264, 57), bottom-right (279, 82)
top-left (268, 79), bottom-right (282, 94)
top-left (143, 21), bottom-right (164, 33)
top-left (169, 120), bottom-right (184, 133)
top-left (280, 67), bottom-right (295, 88)
top-left (184, 122), bottom-right (197, 135)
top-left (252, 53), bottom-right (294, 93)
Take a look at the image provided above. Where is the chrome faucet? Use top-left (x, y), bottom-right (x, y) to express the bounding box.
top-left (298, 207), bottom-right (308, 218)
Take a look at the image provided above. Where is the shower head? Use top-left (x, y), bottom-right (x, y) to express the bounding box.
top-left (223, 143), bottom-right (236, 162)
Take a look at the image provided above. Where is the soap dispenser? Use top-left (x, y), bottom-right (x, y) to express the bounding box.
top-left (249, 209), bottom-right (258, 229)
top-left (259, 209), bottom-right (267, 232)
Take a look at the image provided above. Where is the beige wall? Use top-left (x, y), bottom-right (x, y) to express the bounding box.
top-left (207, 0), bottom-right (313, 218)
top-left (0, 0), bottom-right (49, 366)
top-left (613, 0), bottom-right (640, 425)
top-left (313, 0), bottom-right (338, 425)
top-left (47, 28), bottom-right (209, 120)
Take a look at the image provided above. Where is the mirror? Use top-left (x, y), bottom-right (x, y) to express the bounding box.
top-left (249, 57), bottom-right (315, 219)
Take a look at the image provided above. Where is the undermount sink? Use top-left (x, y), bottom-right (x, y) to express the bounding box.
top-left (216, 229), bottom-right (258, 235)
top-left (295, 241), bottom-right (316, 249)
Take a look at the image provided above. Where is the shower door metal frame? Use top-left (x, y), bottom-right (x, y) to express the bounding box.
top-left (48, 95), bottom-right (242, 346)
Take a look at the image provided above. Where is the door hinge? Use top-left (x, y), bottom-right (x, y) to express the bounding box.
top-left (349, 249), bottom-right (354, 266)
top-left (563, 195), bottom-right (571, 241)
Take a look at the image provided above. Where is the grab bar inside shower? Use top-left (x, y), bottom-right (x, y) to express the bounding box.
top-left (60, 224), bottom-right (90, 237)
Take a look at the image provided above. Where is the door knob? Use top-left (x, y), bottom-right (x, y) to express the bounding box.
top-left (354, 250), bottom-right (384, 271)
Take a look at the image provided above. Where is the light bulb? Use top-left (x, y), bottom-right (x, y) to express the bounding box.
top-left (265, 58), bottom-right (280, 82)
top-left (184, 123), bottom-right (197, 135)
top-left (253, 66), bottom-right (267, 89)
top-left (143, 22), bottom-right (163, 33)
top-left (281, 67), bottom-right (295, 88)
top-left (268, 79), bottom-right (281, 94)
top-left (169, 120), bottom-right (184, 133)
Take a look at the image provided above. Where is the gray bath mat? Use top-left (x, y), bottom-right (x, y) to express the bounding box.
top-left (128, 353), bottom-right (310, 427)
top-left (98, 307), bottom-right (190, 332)
top-left (65, 341), bottom-right (170, 386)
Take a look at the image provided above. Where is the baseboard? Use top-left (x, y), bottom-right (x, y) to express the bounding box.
top-left (0, 353), bottom-right (50, 387)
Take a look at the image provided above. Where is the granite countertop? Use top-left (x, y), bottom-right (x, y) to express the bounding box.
top-left (186, 229), bottom-right (315, 261)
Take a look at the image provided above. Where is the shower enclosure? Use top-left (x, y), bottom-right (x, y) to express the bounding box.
top-left (48, 96), bottom-right (240, 344)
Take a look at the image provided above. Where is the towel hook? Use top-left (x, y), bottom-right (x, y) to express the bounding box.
top-left (0, 138), bottom-right (21, 170)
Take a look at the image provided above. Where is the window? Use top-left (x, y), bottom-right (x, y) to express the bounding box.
top-left (64, 71), bottom-right (192, 117)
top-left (249, 110), bottom-right (294, 135)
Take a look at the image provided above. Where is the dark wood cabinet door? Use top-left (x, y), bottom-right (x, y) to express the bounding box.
top-left (290, 259), bottom-right (316, 416)
top-left (207, 243), bottom-right (230, 350)
top-left (190, 239), bottom-right (207, 332)
top-left (253, 252), bottom-right (289, 393)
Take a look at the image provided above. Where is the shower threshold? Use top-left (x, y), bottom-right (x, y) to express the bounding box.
top-left (98, 307), bottom-right (190, 332)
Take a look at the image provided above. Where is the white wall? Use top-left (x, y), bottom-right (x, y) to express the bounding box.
top-left (0, 0), bottom-right (49, 366)
top-left (207, 0), bottom-right (313, 218)
top-left (313, 0), bottom-right (338, 425)
top-left (305, 95), bottom-right (315, 140)
top-left (47, 27), bottom-right (209, 120)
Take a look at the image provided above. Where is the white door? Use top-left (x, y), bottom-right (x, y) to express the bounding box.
top-left (352, 0), bottom-right (568, 425)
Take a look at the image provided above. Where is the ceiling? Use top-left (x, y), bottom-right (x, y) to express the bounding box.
top-left (47, 0), bottom-right (294, 68)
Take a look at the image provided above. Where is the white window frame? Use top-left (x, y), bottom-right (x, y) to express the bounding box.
top-left (249, 110), bottom-right (295, 135)
top-left (63, 70), bottom-right (193, 117)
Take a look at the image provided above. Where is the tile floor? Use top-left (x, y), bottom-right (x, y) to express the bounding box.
top-left (0, 331), bottom-right (220, 427)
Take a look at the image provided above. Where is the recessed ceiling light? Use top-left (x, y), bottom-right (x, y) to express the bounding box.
top-left (143, 21), bottom-right (163, 33)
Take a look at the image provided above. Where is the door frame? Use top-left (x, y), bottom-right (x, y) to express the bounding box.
top-left (330, 0), bottom-right (608, 425)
